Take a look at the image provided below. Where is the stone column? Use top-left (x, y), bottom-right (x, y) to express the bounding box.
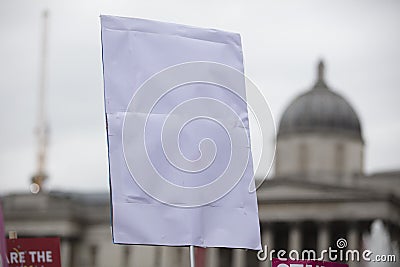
top-left (348, 223), bottom-right (359, 250)
top-left (61, 238), bottom-right (71, 267)
top-left (261, 224), bottom-right (274, 267)
top-left (160, 247), bottom-right (173, 267)
top-left (206, 248), bottom-right (219, 267)
top-left (289, 223), bottom-right (302, 252)
top-left (347, 222), bottom-right (359, 267)
top-left (178, 247), bottom-right (189, 267)
top-left (317, 222), bottom-right (330, 261)
top-left (232, 249), bottom-right (246, 267)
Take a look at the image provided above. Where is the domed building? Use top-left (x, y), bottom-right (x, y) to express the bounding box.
top-left (255, 60), bottom-right (400, 267)
top-left (1, 61), bottom-right (399, 267)
top-left (276, 60), bottom-right (364, 179)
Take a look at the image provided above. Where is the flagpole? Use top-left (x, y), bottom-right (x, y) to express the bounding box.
top-left (190, 245), bottom-right (196, 267)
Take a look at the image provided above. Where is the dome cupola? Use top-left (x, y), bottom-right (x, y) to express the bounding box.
top-left (275, 60), bottom-right (364, 179)
top-left (278, 60), bottom-right (362, 140)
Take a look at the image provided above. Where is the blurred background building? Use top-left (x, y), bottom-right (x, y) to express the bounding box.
top-left (1, 60), bottom-right (399, 267)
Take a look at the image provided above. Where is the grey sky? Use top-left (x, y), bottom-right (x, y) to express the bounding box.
top-left (0, 0), bottom-right (399, 193)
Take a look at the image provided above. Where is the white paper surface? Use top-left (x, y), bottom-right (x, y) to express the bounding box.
top-left (101, 15), bottom-right (261, 250)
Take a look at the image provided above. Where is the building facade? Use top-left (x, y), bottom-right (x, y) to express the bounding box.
top-left (2, 61), bottom-right (400, 267)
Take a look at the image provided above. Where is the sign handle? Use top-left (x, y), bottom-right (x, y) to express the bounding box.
top-left (190, 245), bottom-right (196, 267)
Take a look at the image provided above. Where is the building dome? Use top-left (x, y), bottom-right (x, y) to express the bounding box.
top-left (278, 60), bottom-right (363, 141)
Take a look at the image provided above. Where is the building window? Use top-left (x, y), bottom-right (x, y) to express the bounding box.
top-left (335, 143), bottom-right (345, 173)
top-left (89, 245), bottom-right (97, 267)
top-left (302, 221), bottom-right (317, 251)
top-left (246, 249), bottom-right (260, 267)
top-left (218, 248), bottom-right (232, 267)
top-left (273, 223), bottom-right (289, 251)
top-left (299, 143), bottom-right (308, 173)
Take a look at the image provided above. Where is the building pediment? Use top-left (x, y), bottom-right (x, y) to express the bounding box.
top-left (256, 177), bottom-right (400, 224)
top-left (256, 176), bottom-right (392, 204)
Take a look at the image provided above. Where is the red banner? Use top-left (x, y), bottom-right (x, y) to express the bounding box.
top-left (6, 238), bottom-right (61, 267)
top-left (272, 258), bottom-right (349, 267)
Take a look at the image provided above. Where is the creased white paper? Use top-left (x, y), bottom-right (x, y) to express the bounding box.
top-left (101, 15), bottom-right (261, 250)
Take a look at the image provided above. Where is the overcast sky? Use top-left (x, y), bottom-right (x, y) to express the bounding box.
top-left (0, 0), bottom-right (399, 194)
